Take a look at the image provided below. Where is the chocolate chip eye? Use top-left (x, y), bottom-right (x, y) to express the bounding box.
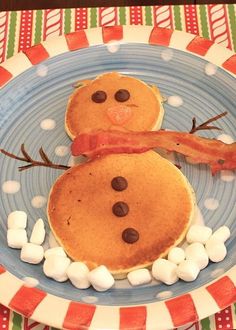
top-left (114, 89), bottom-right (130, 102)
top-left (91, 90), bottom-right (107, 103)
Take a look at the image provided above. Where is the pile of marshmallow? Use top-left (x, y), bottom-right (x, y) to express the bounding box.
top-left (6, 211), bottom-right (114, 292)
top-left (126, 224), bottom-right (230, 287)
top-left (6, 211), bottom-right (230, 292)
top-left (150, 224), bottom-right (230, 285)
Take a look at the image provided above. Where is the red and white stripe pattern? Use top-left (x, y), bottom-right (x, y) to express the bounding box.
top-left (208, 5), bottom-right (232, 49)
top-left (0, 263), bottom-right (235, 329)
top-left (43, 9), bottom-right (63, 40)
top-left (1, 26), bottom-right (236, 95)
top-left (153, 6), bottom-right (173, 29)
top-left (0, 12), bottom-right (9, 63)
top-left (0, 26), bottom-right (236, 328)
top-left (99, 7), bottom-right (118, 26)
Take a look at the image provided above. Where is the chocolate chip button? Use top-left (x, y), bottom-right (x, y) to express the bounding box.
top-left (122, 228), bottom-right (139, 244)
top-left (111, 176), bottom-right (128, 191)
top-left (115, 89), bottom-right (130, 102)
top-left (91, 90), bottom-right (107, 103)
top-left (112, 201), bottom-right (129, 217)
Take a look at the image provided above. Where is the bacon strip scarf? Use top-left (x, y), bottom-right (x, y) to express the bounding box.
top-left (71, 130), bottom-right (236, 175)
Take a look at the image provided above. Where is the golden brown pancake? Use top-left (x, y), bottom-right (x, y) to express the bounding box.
top-left (65, 72), bottom-right (164, 139)
top-left (47, 151), bottom-right (195, 279)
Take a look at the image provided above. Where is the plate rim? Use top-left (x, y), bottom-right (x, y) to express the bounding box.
top-left (0, 25), bottom-right (236, 329)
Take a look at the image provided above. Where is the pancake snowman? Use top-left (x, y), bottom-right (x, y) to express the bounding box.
top-left (48, 72), bottom-right (196, 279)
top-left (2, 72), bottom-right (234, 282)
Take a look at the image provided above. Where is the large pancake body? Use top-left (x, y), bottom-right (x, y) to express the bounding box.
top-left (65, 72), bottom-right (164, 139)
top-left (48, 151), bottom-right (195, 278)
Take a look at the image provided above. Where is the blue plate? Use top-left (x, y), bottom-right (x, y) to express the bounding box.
top-left (0, 29), bottom-right (235, 310)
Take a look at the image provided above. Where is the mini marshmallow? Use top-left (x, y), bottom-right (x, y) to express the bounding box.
top-left (205, 238), bottom-right (227, 262)
top-left (8, 211), bottom-right (27, 229)
top-left (7, 229), bottom-right (27, 248)
top-left (21, 243), bottom-right (44, 264)
top-left (186, 225), bottom-right (212, 244)
top-left (44, 247), bottom-right (67, 259)
top-left (168, 247), bottom-right (185, 264)
top-left (211, 226), bottom-right (230, 243)
top-left (185, 242), bottom-right (209, 270)
top-left (43, 255), bottom-right (71, 282)
top-left (127, 269), bottom-right (152, 286)
top-left (67, 262), bottom-right (90, 289)
top-left (176, 260), bottom-right (200, 282)
top-left (30, 218), bottom-right (46, 245)
top-left (152, 259), bottom-right (178, 285)
top-left (88, 265), bottom-right (115, 292)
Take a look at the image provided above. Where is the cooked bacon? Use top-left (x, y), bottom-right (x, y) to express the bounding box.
top-left (71, 130), bottom-right (236, 174)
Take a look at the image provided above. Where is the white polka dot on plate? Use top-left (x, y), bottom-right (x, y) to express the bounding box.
top-left (55, 145), bottom-right (70, 157)
top-left (220, 170), bottom-right (235, 182)
top-left (82, 296), bottom-right (98, 303)
top-left (161, 48), bottom-right (173, 61)
top-left (205, 63), bottom-right (218, 76)
top-left (40, 119), bottom-right (56, 130)
top-left (210, 268), bottom-right (225, 278)
top-left (167, 95), bottom-right (183, 107)
top-left (2, 180), bottom-right (20, 194)
top-left (156, 291), bottom-right (173, 299)
top-left (23, 276), bottom-right (39, 287)
top-left (36, 64), bottom-right (48, 77)
top-left (106, 42), bottom-right (120, 53)
top-left (31, 195), bottom-right (47, 208)
top-left (204, 198), bottom-right (219, 210)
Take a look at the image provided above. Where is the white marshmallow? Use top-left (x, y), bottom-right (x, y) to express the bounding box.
top-left (185, 243), bottom-right (209, 270)
top-left (67, 262), bottom-right (90, 289)
top-left (44, 247), bottom-right (67, 259)
top-left (7, 229), bottom-right (27, 248)
top-left (205, 238), bottom-right (227, 262)
top-left (168, 247), bottom-right (185, 264)
top-left (152, 259), bottom-right (178, 285)
top-left (176, 260), bottom-right (200, 282)
top-left (30, 218), bottom-right (46, 245)
top-left (7, 211), bottom-right (27, 229)
top-left (88, 265), bottom-right (115, 292)
top-left (127, 269), bottom-right (152, 286)
top-left (43, 255), bottom-right (71, 282)
top-left (211, 226), bottom-right (230, 243)
top-left (186, 225), bottom-right (212, 244)
top-left (20, 243), bottom-right (44, 264)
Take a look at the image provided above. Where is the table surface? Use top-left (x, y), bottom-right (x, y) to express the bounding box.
top-left (0, 3), bottom-right (236, 330)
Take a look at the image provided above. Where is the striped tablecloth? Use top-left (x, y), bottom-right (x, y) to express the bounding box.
top-left (0, 4), bottom-right (236, 330)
